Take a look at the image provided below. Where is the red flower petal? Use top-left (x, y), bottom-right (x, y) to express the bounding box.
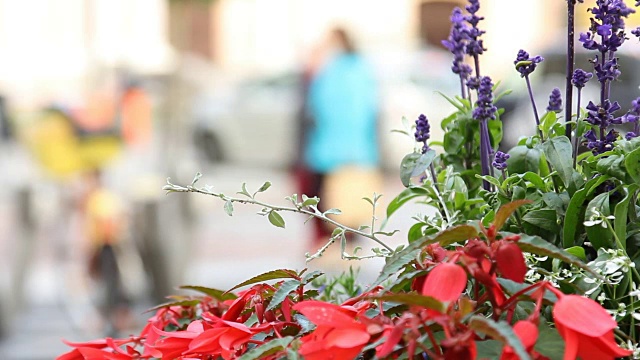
top-left (575, 330), bottom-right (633, 360)
top-left (495, 241), bottom-right (526, 283)
top-left (422, 263), bottom-right (467, 302)
top-left (294, 301), bottom-right (359, 327)
top-left (512, 320), bottom-right (538, 350)
top-left (324, 328), bottom-right (370, 348)
top-left (553, 295), bottom-right (616, 337)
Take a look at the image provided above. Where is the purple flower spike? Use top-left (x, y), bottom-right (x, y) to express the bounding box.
top-left (414, 114), bottom-right (431, 154)
top-left (585, 99), bottom-right (622, 128)
top-left (492, 151), bottom-right (510, 171)
top-left (472, 76), bottom-right (497, 121)
top-left (514, 50), bottom-right (544, 78)
top-left (442, 8), bottom-right (472, 78)
top-left (571, 69), bottom-right (593, 88)
top-left (547, 88), bottom-right (563, 113)
top-left (464, 0), bottom-right (486, 57)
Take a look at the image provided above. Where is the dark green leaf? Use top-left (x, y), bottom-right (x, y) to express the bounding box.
top-left (494, 200), bottom-right (532, 231)
top-left (146, 299), bottom-right (201, 312)
top-left (372, 293), bottom-right (446, 313)
top-left (521, 172), bottom-right (546, 190)
top-left (408, 223), bottom-right (426, 243)
top-left (534, 322), bottom-right (565, 360)
top-left (507, 145), bottom-right (541, 173)
top-left (539, 111), bottom-right (557, 136)
top-left (386, 187), bottom-right (428, 219)
top-left (515, 233), bottom-right (601, 278)
top-left (302, 270), bottom-right (323, 285)
top-left (179, 285), bottom-right (238, 301)
top-left (468, 316), bottom-right (531, 360)
top-left (614, 184), bottom-right (639, 248)
top-left (542, 136), bottom-right (575, 189)
top-left (420, 224), bottom-right (479, 247)
top-left (236, 336), bottom-right (294, 360)
top-left (596, 155), bottom-right (627, 181)
top-left (368, 240), bottom-right (424, 290)
top-left (563, 175), bottom-right (610, 248)
top-left (522, 209), bottom-right (559, 232)
top-left (268, 211), bottom-right (286, 228)
top-left (266, 279), bottom-right (301, 311)
top-left (226, 269), bottom-right (299, 293)
top-left (625, 145), bottom-right (640, 184)
top-left (475, 340), bottom-right (503, 359)
top-left (585, 192), bottom-right (612, 250)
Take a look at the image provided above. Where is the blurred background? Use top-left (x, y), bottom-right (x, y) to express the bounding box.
top-left (0, 0), bottom-right (639, 358)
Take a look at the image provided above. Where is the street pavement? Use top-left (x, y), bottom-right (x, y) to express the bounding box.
top-left (0, 162), bottom-right (426, 359)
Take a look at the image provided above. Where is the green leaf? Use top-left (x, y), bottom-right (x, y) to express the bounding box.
top-left (522, 209), bottom-right (559, 232)
top-left (257, 181), bottom-right (272, 193)
top-left (468, 316), bottom-right (531, 360)
top-left (494, 200), bottom-right (532, 231)
top-left (408, 223), bottom-right (426, 243)
top-left (237, 182), bottom-right (252, 198)
top-left (179, 285), bottom-right (238, 301)
top-left (236, 337), bottom-right (294, 360)
top-left (565, 246), bottom-right (586, 261)
top-left (507, 145), bottom-right (541, 174)
top-left (399, 150), bottom-right (436, 187)
top-left (539, 111), bottom-right (557, 137)
top-left (614, 184), bottom-right (639, 248)
top-left (224, 200), bottom-right (234, 216)
top-left (226, 269), bottom-right (298, 293)
top-left (268, 211), bottom-right (286, 228)
top-left (625, 145), bottom-right (640, 184)
top-left (301, 270), bottom-right (323, 284)
top-left (324, 208), bottom-right (342, 215)
top-left (563, 175), bottom-right (610, 248)
top-left (584, 192), bottom-right (612, 250)
top-left (372, 293), bottom-right (446, 313)
top-left (596, 155), bottom-right (627, 182)
top-left (475, 340), bottom-right (503, 359)
top-left (534, 322), bottom-right (565, 360)
top-left (266, 279), bottom-right (301, 311)
top-left (368, 241), bottom-right (423, 290)
top-left (301, 195), bottom-right (319, 207)
top-left (147, 299), bottom-right (201, 312)
top-left (542, 136), bottom-right (575, 189)
top-left (386, 187), bottom-right (428, 219)
top-left (420, 224), bottom-right (479, 247)
top-left (521, 172), bottom-right (546, 190)
top-left (515, 233), bottom-right (601, 278)
top-left (436, 91), bottom-right (465, 111)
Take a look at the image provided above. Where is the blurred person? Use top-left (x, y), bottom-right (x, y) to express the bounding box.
top-left (300, 27), bottom-right (381, 247)
top-left (81, 169), bottom-right (133, 336)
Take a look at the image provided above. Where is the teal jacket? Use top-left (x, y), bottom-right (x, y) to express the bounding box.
top-left (304, 53), bottom-right (379, 173)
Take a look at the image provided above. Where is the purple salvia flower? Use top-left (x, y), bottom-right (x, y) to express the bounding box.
top-left (623, 97), bottom-right (640, 139)
top-left (473, 76), bottom-right (496, 190)
top-left (464, 0), bottom-right (486, 57)
top-left (547, 88), bottom-right (563, 113)
top-left (632, 27), bottom-right (640, 38)
top-left (414, 114), bottom-right (431, 153)
top-left (594, 56), bottom-right (621, 83)
top-left (514, 50), bottom-right (544, 78)
top-left (571, 68), bottom-right (593, 88)
top-left (585, 99), bottom-right (622, 127)
top-left (492, 151), bottom-right (510, 171)
top-left (472, 76), bottom-right (497, 121)
top-left (584, 128), bottom-right (618, 154)
top-left (442, 8), bottom-right (472, 78)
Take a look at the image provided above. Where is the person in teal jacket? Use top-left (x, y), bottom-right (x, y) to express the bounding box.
top-left (302, 27), bottom-right (380, 245)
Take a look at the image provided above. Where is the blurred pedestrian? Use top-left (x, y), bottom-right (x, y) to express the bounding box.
top-left (81, 169), bottom-right (133, 336)
top-left (300, 27), bottom-right (381, 247)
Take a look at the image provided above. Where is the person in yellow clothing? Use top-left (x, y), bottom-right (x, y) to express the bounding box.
top-left (82, 169), bottom-right (131, 336)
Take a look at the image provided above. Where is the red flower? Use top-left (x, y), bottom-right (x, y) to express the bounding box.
top-left (421, 262), bottom-right (467, 303)
top-left (500, 321), bottom-right (538, 360)
top-left (495, 241), bottom-right (526, 283)
top-left (294, 301), bottom-right (370, 360)
top-left (553, 295), bottom-right (632, 360)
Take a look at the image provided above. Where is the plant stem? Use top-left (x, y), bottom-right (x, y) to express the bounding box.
top-left (565, 0), bottom-right (576, 139)
top-left (167, 182), bottom-right (395, 253)
top-left (525, 75), bottom-right (543, 138)
top-left (573, 88), bottom-right (582, 169)
top-left (479, 119), bottom-right (492, 191)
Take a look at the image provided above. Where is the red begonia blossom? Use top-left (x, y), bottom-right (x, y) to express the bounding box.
top-left (294, 301), bottom-right (370, 360)
top-left (500, 320), bottom-right (538, 360)
top-left (494, 241), bottom-right (527, 283)
top-left (553, 294), bottom-right (632, 360)
top-left (421, 262), bottom-right (467, 303)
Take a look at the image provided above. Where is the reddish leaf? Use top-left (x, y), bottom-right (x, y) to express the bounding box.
top-left (493, 200), bottom-right (532, 231)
